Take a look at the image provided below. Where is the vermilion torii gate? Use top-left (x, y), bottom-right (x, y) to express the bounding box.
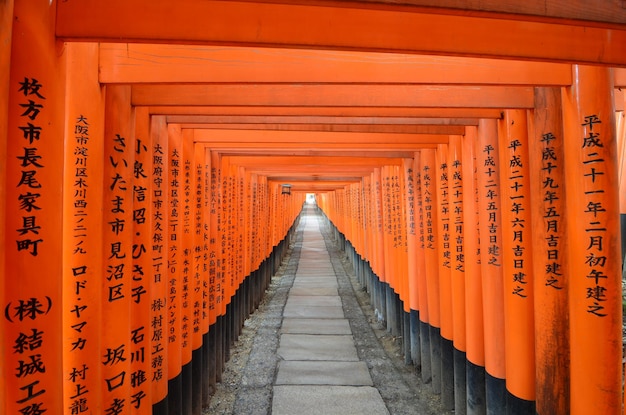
top-left (1, 1), bottom-right (626, 414)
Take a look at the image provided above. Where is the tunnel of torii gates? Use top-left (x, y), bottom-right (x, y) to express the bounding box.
top-left (3, 1), bottom-right (626, 415)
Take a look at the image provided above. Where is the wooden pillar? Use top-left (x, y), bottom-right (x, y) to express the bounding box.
top-left (436, 144), bottom-right (454, 409)
top-left (167, 123), bottom-right (184, 414)
top-left (475, 119), bottom-right (506, 415)
top-left (449, 135), bottom-right (467, 415)
top-left (150, 115), bottom-right (169, 414)
top-left (403, 158), bottom-right (422, 370)
top-left (129, 106), bottom-right (153, 414)
top-left (530, 87), bottom-right (570, 415)
top-left (498, 109), bottom-right (536, 413)
top-left (562, 65), bottom-right (622, 414)
top-left (4, 2), bottom-right (64, 413)
top-left (420, 149), bottom-right (442, 395)
top-left (181, 128), bottom-right (195, 414)
top-left (0, 2), bottom-right (13, 403)
top-left (462, 126), bottom-right (487, 415)
top-left (414, 152), bottom-right (432, 385)
top-left (102, 84), bottom-right (133, 413)
top-left (62, 42), bottom-right (105, 415)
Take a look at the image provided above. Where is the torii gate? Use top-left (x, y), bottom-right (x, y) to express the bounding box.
top-left (1, 1), bottom-right (626, 415)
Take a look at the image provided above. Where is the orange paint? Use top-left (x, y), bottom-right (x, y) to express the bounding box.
top-left (530, 87), bottom-right (569, 414)
top-left (448, 135), bottom-right (466, 352)
top-left (150, 115), bottom-right (170, 404)
top-left (403, 158), bottom-right (419, 313)
top-left (167, 123), bottom-right (183, 380)
top-left (131, 106), bottom-right (153, 413)
top-left (562, 65), bottom-right (622, 414)
top-left (4, 2), bottom-right (65, 413)
top-left (498, 109), bottom-right (535, 402)
top-left (420, 149), bottom-right (440, 329)
top-left (435, 144), bottom-right (453, 342)
top-left (461, 127), bottom-right (484, 368)
top-left (414, 152), bottom-right (430, 325)
top-left (61, 42), bottom-right (105, 414)
top-left (475, 118), bottom-right (506, 381)
top-left (101, 84), bottom-right (133, 411)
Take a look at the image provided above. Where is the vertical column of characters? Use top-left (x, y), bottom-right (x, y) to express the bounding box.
top-left (167, 124), bottom-right (183, 412)
top-left (448, 135), bottom-right (467, 414)
top-left (562, 65), bottom-right (622, 414)
top-left (529, 87), bottom-right (569, 415)
top-left (187, 134), bottom-right (204, 412)
top-left (149, 116), bottom-right (169, 410)
top-left (498, 110), bottom-right (536, 411)
top-left (475, 119), bottom-right (506, 414)
top-left (240, 168), bottom-right (251, 283)
top-left (201, 146), bottom-right (211, 405)
top-left (381, 167), bottom-right (393, 289)
top-left (402, 159), bottom-right (419, 317)
top-left (4, 2), bottom-right (65, 412)
top-left (101, 85), bottom-right (133, 414)
top-left (372, 169), bottom-right (385, 282)
top-left (181, 128), bottom-right (194, 412)
top-left (413, 152), bottom-right (432, 385)
top-left (461, 127), bottom-right (487, 415)
top-left (0, 0), bottom-right (11, 409)
top-left (420, 149), bottom-right (442, 395)
top-left (435, 144), bottom-right (454, 410)
top-left (393, 165), bottom-right (409, 312)
top-left (220, 160), bottom-right (232, 316)
top-left (61, 43), bottom-right (105, 415)
top-left (249, 173), bottom-right (259, 273)
top-left (236, 166), bottom-right (246, 300)
top-left (129, 107), bottom-right (152, 414)
top-left (208, 151), bottom-right (222, 386)
top-left (362, 175), bottom-right (372, 269)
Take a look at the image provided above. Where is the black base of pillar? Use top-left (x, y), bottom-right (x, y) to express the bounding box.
top-left (410, 310), bottom-right (421, 373)
top-left (167, 373), bottom-right (183, 415)
top-left (429, 326), bottom-right (442, 395)
top-left (419, 320), bottom-right (432, 384)
top-left (506, 391), bottom-right (536, 415)
top-left (485, 372), bottom-right (506, 415)
top-left (454, 348), bottom-right (467, 415)
top-left (153, 395), bottom-right (168, 415)
top-left (182, 361), bottom-right (193, 415)
top-left (441, 337), bottom-right (455, 409)
top-left (466, 360), bottom-right (486, 415)
top-left (192, 348), bottom-right (203, 414)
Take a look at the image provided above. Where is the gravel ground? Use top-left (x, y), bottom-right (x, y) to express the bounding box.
top-left (205, 216), bottom-right (449, 414)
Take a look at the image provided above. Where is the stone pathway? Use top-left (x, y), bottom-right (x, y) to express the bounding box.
top-left (272, 212), bottom-right (390, 415)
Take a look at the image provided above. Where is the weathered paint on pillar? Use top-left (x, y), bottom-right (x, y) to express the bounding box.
top-left (62, 42), bottom-right (105, 414)
top-left (0, 0), bottom-right (13, 403)
top-left (498, 109), bottom-right (536, 412)
top-left (530, 87), bottom-right (570, 415)
top-left (562, 65), bottom-right (622, 415)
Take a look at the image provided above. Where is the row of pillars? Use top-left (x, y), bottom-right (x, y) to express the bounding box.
top-left (318, 69), bottom-right (626, 415)
top-left (0, 8), bottom-right (306, 412)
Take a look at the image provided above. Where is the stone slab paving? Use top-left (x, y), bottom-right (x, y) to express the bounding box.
top-left (272, 209), bottom-right (389, 415)
top-left (281, 318), bottom-right (352, 335)
top-left (273, 386), bottom-right (390, 415)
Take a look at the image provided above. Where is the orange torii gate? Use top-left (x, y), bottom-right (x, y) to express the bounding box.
top-left (1, 1), bottom-right (626, 415)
